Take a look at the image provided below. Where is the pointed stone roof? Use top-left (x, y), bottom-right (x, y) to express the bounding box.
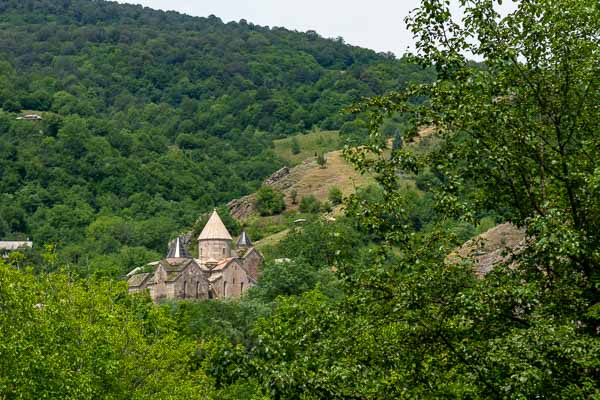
top-left (236, 231), bottom-right (253, 247)
top-left (166, 237), bottom-right (191, 258)
top-left (198, 209), bottom-right (232, 241)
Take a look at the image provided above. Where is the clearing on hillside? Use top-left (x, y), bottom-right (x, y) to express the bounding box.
top-left (274, 130), bottom-right (341, 165)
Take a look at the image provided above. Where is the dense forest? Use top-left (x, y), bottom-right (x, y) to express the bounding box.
top-left (1, 0), bottom-right (599, 399)
top-left (0, 0), bottom-right (433, 272)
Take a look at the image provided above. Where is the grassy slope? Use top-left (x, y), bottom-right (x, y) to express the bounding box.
top-left (273, 130), bottom-right (342, 165)
top-left (280, 150), bottom-right (375, 209)
top-left (246, 132), bottom-right (376, 250)
top-left (248, 146), bottom-right (378, 250)
top-left (250, 129), bottom-right (438, 250)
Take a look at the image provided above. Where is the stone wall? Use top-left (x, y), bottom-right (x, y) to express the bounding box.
top-left (243, 249), bottom-right (262, 281)
top-left (172, 263), bottom-right (209, 299)
top-left (152, 266), bottom-right (168, 301)
top-left (212, 260), bottom-right (253, 299)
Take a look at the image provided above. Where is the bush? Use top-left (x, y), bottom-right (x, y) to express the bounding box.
top-left (290, 189), bottom-right (298, 205)
top-left (316, 153), bottom-right (327, 168)
top-left (415, 169), bottom-right (441, 192)
top-left (328, 186), bottom-right (343, 205)
top-left (299, 195), bottom-right (321, 213)
top-left (291, 137), bottom-right (301, 155)
top-left (321, 201), bottom-right (333, 213)
top-left (256, 186), bottom-right (285, 216)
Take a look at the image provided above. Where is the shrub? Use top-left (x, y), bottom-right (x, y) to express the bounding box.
top-left (299, 195), bottom-right (321, 213)
top-left (316, 153), bottom-right (327, 168)
top-left (328, 186), bottom-right (343, 205)
top-left (256, 186), bottom-right (285, 216)
top-left (321, 200), bottom-right (333, 213)
top-left (290, 189), bottom-right (298, 205)
top-left (291, 137), bottom-right (301, 155)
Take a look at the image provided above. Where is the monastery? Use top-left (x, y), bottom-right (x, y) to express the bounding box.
top-left (127, 210), bottom-right (262, 301)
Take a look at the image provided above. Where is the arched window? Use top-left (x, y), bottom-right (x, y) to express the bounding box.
top-left (196, 281), bottom-right (201, 299)
top-left (222, 247), bottom-right (226, 255)
top-left (240, 282), bottom-right (244, 292)
top-left (223, 281), bottom-right (227, 297)
top-left (183, 281), bottom-right (187, 298)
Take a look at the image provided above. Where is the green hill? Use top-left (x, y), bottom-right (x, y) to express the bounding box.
top-left (273, 130), bottom-right (341, 165)
top-left (0, 0), bottom-right (433, 274)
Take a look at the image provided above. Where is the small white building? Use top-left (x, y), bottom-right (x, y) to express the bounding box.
top-left (16, 114), bottom-right (43, 121)
top-left (0, 241), bottom-right (33, 258)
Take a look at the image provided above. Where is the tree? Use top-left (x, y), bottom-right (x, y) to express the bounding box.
top-left (290, 137), bottom-right (301, 155)
top-left (248, 259), bottom-right (333, 302)
top-left (0, 261), bottom-right (214, 399)
top-left (316, 152), bottom-right (327, 168)
top-left (327, 186), bottom-right (343, 205)
top-left (248, 0), bottom-right (600, 398)
top-left (391, 128), bottom-right (403, 151)
top-left (0, 0), bottom-right (435, 274)
top-left (401, 0), bottom-right (600, 296)
top-left (255, 186), bottom-right (285, 216)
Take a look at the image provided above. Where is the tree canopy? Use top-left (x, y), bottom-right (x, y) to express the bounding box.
top-left (0, 0), bottom-right (598, 398)
top-left (0, 0), bottom-right (433, 273)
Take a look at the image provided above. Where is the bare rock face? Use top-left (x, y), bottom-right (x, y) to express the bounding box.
top-left (228, 166), bottom-right (295, 219)
top-left (264, 166), bottom-right (290, 188)
top-left (166, 231), bottom-right (194, 252)
top-left (227, 195), bottom-right (256, 220)
top-left (447, 223), bottom-right (527, 277)
top-left (179, 231), bottom-right (193, 247)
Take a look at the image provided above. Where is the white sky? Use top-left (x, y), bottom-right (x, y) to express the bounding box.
top-left (115, 0), bottom-right (424, 56)
top-left (115, 1), bottom-right (518, 57)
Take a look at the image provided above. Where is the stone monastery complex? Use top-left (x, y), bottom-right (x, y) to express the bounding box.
top-left (127, 210), bottom-right (262, 301)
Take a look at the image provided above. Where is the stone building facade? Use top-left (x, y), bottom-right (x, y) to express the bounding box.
top-left (127, 210), bottom-right (262, 301)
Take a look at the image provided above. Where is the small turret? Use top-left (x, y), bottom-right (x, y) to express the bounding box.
top-left (166, 237), bottom-right (191, 259)
top-left (236, 231), bottom-right (253, 249)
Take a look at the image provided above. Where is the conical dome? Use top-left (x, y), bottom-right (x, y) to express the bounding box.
top-left (198, 209), bottom-right (233, 241)
top-left (166, 237), bottom-right (191, 258)
top-left (236, 231), bottom-right (253, 248)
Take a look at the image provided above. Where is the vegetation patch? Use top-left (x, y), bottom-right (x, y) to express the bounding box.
top-left (273, 130), bottom-right (341, 165)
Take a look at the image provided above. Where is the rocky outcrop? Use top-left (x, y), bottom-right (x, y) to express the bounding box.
top-left (228, 166), bottom-right (297, 219)
top-left (448, 223), bottom-right (527, 277)
top-left (227, 195), bottom-right (256, 220)
top-left (167, 231), bottom-right (193, 251)
top-left (264, 166), bottom-right (290, 187)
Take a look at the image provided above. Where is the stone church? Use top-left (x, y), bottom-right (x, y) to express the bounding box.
top-left (127, 210), bottom-right (262, 301)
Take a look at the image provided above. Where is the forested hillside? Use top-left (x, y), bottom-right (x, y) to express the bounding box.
top-left (1, 0), bottom-right (598, 399)
top-left (0, 0), bottom-right (432, 272)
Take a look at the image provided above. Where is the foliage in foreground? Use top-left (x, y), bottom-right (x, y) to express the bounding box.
top-left (0, 261), bottom-right (212, 399)
top-left (211, 0), bottom-right (600, 398)
top-left (1, 0), bottom-right (599, 398)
